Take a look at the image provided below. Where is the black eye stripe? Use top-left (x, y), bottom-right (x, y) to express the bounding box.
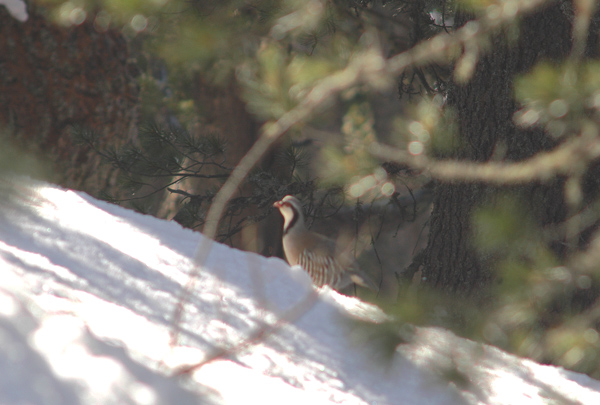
top-left (283, 203), bottom-right (300, 235)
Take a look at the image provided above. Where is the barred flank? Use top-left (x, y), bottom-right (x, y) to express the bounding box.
top-left (298, 251), bottom-right (344, 289)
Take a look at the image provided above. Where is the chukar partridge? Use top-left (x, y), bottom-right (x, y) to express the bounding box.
top-left (273, 195), bottom-right (379, 292)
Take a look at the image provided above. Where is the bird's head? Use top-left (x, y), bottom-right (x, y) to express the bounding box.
top-left (273, 195), bottom-right (304, 234)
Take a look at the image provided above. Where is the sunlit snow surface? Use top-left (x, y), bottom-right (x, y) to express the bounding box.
top-left (1, 177), bottom-right (599, 404)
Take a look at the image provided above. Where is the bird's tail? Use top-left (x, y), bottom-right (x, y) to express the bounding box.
top-left (349, 272), bottom-right (379, 292)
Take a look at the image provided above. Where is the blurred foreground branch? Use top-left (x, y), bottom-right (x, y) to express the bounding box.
top-left (170, 0), bottom-right (552, 352)
top-left (173, 289), bottom-right (320, 376)
top-left (371, 134), bottom-right (600, 184)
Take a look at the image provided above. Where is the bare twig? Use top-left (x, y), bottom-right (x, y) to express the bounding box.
top-left (370, 136), bottom-right (600, 184)
top-left (173, 289), bottom-right (320, 376)
top-left (168, 0), bottom-right (553, 361)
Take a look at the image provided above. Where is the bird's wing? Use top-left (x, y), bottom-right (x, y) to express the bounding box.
top-left (301, 232), bottom-right (379, 292)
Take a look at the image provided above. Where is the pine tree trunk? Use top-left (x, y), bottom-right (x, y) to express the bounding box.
top-left (421, 3), bottom-right (573, 295)
top-left (0, 3), bottom-right (138, 195)
top-left (157, 73), bottom-right (284, 255)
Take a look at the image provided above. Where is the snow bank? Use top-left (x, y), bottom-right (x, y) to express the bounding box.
top-left (0, 177), bottom-right (599, 404)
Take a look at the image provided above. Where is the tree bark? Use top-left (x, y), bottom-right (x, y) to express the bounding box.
top-left (421, 2), bottom-right (573, 295)
top-left (0, 4), bottom-right (138, 195)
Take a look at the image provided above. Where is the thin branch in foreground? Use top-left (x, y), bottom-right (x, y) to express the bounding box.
top-left (172, 289), bottom-right (320, 376)
top-left (198, 0), bottom-right (552, 244)
top-left (168, 0), bottom-right (552, 355)
top-left (369, 135), bottom-right (600, 185)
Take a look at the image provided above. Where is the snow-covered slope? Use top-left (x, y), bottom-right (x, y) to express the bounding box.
top-left (1, 177), bottom-right (599, 404)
